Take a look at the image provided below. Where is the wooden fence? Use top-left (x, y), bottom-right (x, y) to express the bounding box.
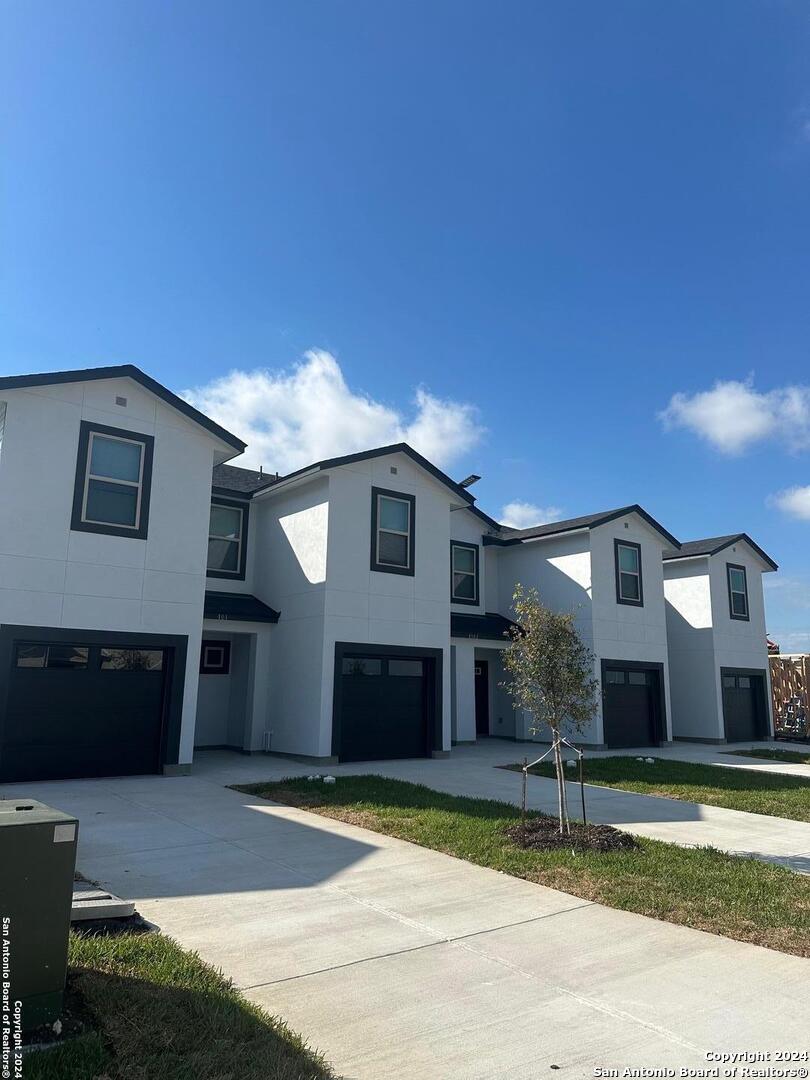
top-left (769, 654), bottom-right (810, 738)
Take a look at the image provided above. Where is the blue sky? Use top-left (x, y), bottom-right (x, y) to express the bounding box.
top-left (3, 1), bottom-right (810, 646)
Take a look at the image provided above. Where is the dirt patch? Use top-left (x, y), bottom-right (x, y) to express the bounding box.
top-left (22, 972), bottom-right (95, 1050)
top-left (505, 817), bottom-right (641, 853)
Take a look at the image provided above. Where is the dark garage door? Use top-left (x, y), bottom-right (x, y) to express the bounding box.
top-left (602, 665), bottom-right (661, 748)
top-left (336, 654), bottom-right (432, 762)
top-left (0, 640), bottom-right (168, 782)
top-left (722, 671), bottom-right (766, 742)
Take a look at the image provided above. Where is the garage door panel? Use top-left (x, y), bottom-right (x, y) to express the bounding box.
top-left (338, 653), bottom-right (431, 762)
top-left (722, 672), bottom-right (765, 742)
top-left (0, 641), bottom-right (167, 782)
top-left (602, 665), bottom-right (660, 748)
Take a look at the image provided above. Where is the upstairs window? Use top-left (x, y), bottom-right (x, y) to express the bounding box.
top-left (208, 499), bottom-right (248, 580)
top-left (71, 422), bottom-right (154, 539)
top-left (615, 540), bottom-right (643, 606)
top-left (451, 541), bottom-right (479, 605)
top-left (727, 564), bottom-right (749, 620)
top-left (371, 487), bottom-right (415, 575)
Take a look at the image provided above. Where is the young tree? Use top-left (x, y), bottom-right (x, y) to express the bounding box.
top-left (501, 584), bottom-right (599, 834)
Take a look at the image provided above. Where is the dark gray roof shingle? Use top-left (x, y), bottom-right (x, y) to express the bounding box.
top-left (485, 505), bottom-right (680, 549)
top-left (663, 534), bottom-right (777, 570)
top-left (212, 463), bottom-right (279, 496)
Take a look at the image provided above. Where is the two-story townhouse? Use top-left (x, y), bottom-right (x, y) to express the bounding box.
top-left (663, 535), bottom-right (777, 743)
top-left (0, 362), bottom-right (778, 783)
top-left (477, 507), bottom-right (679, 748)
top-left (0, 366), bottom-right (245, 782)
top-left (196, 444), bottom-right (499, 764)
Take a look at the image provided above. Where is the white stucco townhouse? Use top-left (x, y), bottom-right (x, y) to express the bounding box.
top-left (0, 364), bottom-right (778, 783)
top-left (663, 535), bottom-right (777, 743)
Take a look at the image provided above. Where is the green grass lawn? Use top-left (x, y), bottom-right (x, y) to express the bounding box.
top-left (504, 755), bottom-right (810, 821)
top-left (235, 776), bottom-right (810, 958)
top-left (725, 747), bottom-right (810, 766)
top-left (26, 930), bottom-right (335, 1080)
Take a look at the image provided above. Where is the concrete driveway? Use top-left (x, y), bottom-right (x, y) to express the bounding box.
top-left (193, 740), bottom-right (810, 873)
top-left (4, 764), bottom-right (808, 1080)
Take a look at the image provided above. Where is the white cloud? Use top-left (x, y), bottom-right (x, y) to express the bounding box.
top-left (183, 349), bottom-right (484, 474)
top-left (500, 500), bottom-right (563, 529)
top-left (769, 485), bottom-right (810, 521)
top-left (659, 377), bottom-right (810, 455)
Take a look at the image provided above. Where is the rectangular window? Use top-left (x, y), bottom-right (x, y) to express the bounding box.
top-left (727, 563), bottom-right (749, 620)
top-left (389, 659), bottom-right (423, 677)
top-left (451, 541), bottom-right (479, 605)
top-left (207, 498), bottom-right (248, 579)
top-left (370, 487), bottom-right (415, 575)
top-left (71, 421), bottom-right (154, 539)
top-left (605, 669), bottom-right (626, 684)
top-left (615, 540), bottom-right (643, 606)
top-left (16, 643), bottom-right (89, 669)
top-left (342, 658), bottom-right (382, 676)
top-left (101, 648), bottom-right (163, 671)
top-left (200, 640), bottom-right (231, 675)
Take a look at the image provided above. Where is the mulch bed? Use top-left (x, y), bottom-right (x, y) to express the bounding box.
top-left (505, 816), bottom-right (641, 853)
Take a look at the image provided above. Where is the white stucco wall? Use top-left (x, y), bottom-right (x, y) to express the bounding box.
top-left (452, 639), bottom-right (477, 741)
top-left (450, 507), bottom-right (490, 616)
top-left (589, 516), bottom-right (672, 743)
top-left (494, 530), bottom-right (597, 742)
top-left (708, 545), bottom-right (773, 736)
top-left (663, 545), bottom-right (773, 740)
top-left (253, 475), bottom-right (329, 757)
top-left (663, 558), bottom-right (720, 738)
top-left (0, 377), bottom-right (227, 765)
top-left (319, 452), bottom-right (456, 756)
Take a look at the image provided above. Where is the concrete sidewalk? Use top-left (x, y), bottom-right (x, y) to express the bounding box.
top-left (189, 741), bottom-right (810, 873)
top-left (3, 769), bottom-right (808, 1080)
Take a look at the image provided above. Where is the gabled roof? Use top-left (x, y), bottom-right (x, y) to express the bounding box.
top-left (662, 534), bottom-right (777, 571)
top-left (250, 442), bottom-right (501, 528)
top-left (0, 364), bottom-right (246, 453)
top-left (484, 504), bottom-right (680, 549)
top-left (212, 463), bottom-right (279, 497)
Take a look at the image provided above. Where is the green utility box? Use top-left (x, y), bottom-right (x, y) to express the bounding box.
top-left (0, 798), bottom-right (78, 1033)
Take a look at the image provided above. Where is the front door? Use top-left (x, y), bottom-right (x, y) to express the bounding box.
top-left (475, 661), bottom-right (490, 736)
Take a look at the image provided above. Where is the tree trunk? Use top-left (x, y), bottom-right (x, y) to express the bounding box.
top-left (551, 727), bottom-right (565, 834)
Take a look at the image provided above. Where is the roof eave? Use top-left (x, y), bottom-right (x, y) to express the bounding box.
top-left (0, 365), bottom-right (247, 455)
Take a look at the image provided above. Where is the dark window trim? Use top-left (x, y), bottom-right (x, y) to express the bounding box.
top-left (450, 540), bottom-right (480, 606)
top-left (70, 420), bottom-right (154, 540)
top-left (370, 486), bottom-right (416, 576)
top-left (614, 538), bottom-right (644, 607)
top-left (720, 666), bottom-right (771, 738)
top-left (726, 562), bottom-right (750, 621)
top-left (0, 624), bottom-right (188, 773)
top-left (331, 641), bottom-right (443, 761)
top-left (600, 658), bottom-right (667, 745)
top-left (200, 639), bottom-right (231, 675)
top-left (207, 496), bottom-right (250, 581)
